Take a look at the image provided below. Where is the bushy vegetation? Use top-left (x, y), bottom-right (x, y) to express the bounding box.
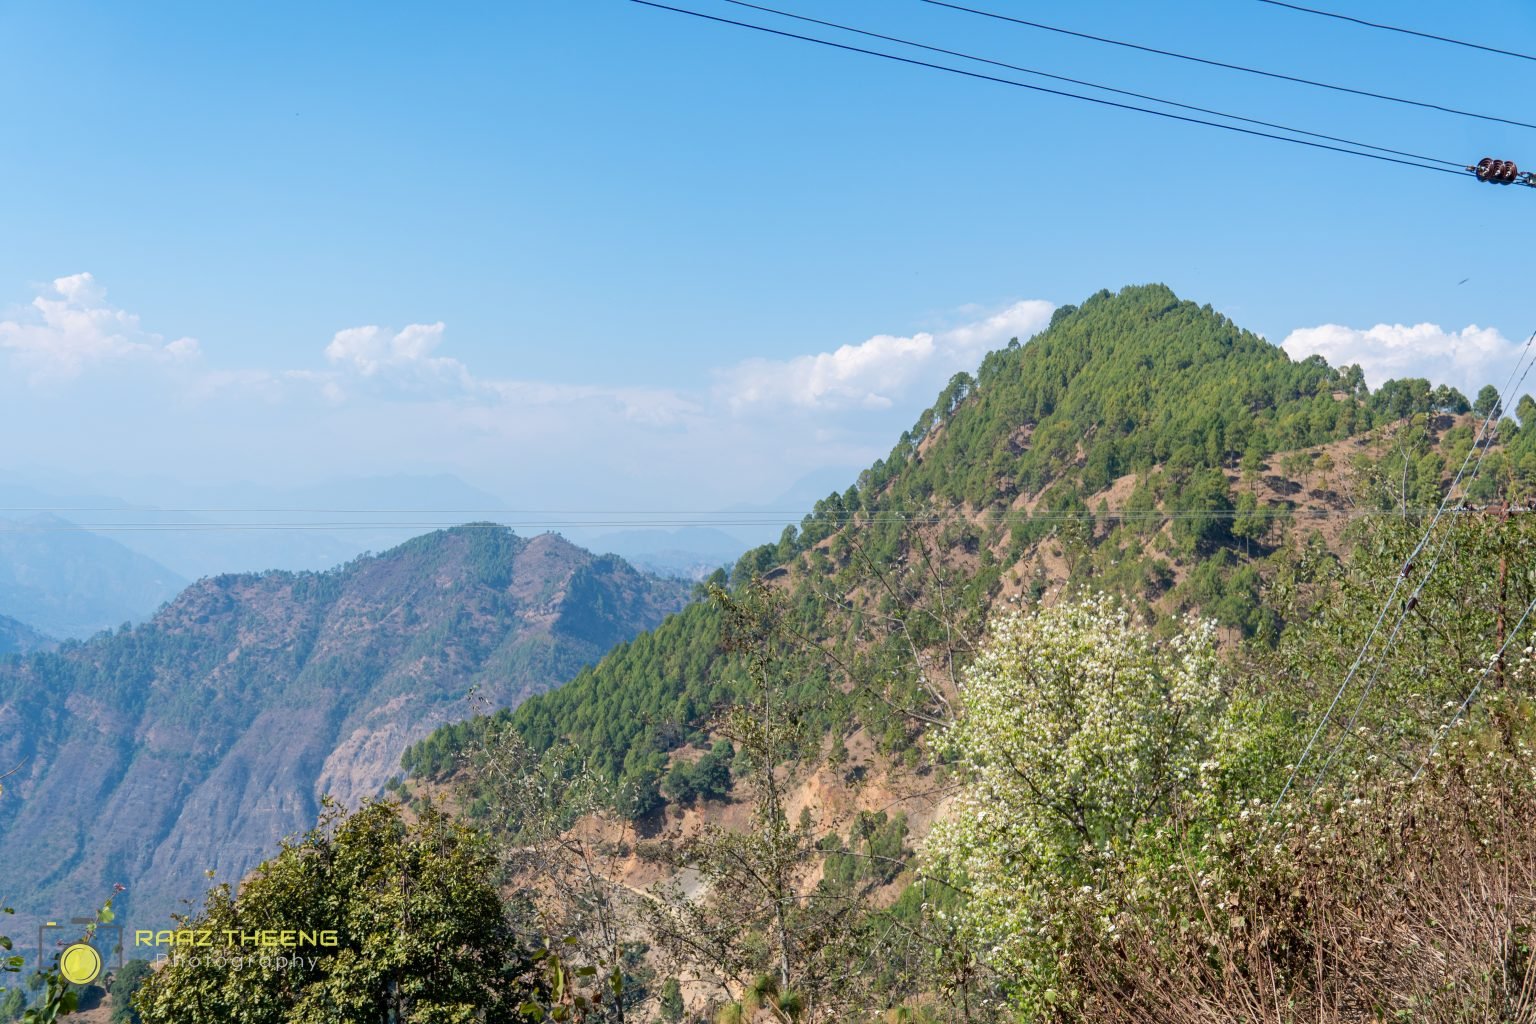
top-left (664, 740), bottom-right (734, 806)
top-left (109, 959), bottom-right (152, 1024)
top-left (133, 800), bottom-right (540, 1023)
top-left (925, 597), bottom-right (1227, 1010)
top-left (916, 506), bottom-right (1536, 1019)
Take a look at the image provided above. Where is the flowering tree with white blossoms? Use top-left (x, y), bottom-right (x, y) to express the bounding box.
top-left (925, 594), bottom-right (1224, 1014)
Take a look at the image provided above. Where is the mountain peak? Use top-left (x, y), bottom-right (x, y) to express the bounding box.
top-left (0, 525), bottom-right (691, 931)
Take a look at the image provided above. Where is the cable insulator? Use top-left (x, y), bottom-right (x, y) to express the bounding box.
top-left (1475, 157), bottom-right (1523, 183)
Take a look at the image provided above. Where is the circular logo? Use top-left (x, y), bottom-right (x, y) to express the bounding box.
top-left (59, 943), bottom-right (102, 985)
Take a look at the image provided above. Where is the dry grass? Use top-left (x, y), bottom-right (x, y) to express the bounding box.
top-left (1075, 749), bottom-right (1536, 1023)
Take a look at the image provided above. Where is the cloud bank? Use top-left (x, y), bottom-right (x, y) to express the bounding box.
top-left (714, 299), bottom-right (1054, 412)
top-left (0, 273), bottom-right (199, 381)
top-left (1281, 321), bottom-right (1520, 399)
top-left (22, 272), bottom-right (1536, 508)
top-left (0, 274), bottom-right (1059, 505)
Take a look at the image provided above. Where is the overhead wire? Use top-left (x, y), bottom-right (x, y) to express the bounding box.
top-left (1306, 337), bottom-right (1536, 789)
top-left (0, 507), bottom-right (1500, 533)
top-left (715, 0), bottom-right (1463, 168)
top-left (920, 0), bottom-right (1536, 132)
top-left (1415, 591), bottom-right (1536, 780)
top-left (1252, 0), bottom-right (1536, 64)
top-left (0, 505), bottom-right (1475, 517)
top-left (1272, 330), bottom-right (1536, 810)
top-left (1305, 396), bottom-right (1532, 791)
top-left (630, 0), bottom-right (1466, 177)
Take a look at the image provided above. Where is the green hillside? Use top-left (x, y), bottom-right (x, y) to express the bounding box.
top-left (404, 284), bottom-right (1497, 811)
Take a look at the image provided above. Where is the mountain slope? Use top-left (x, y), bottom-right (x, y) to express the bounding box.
top-left (0, 526), bottom-right (690, 931)
top-left (409, 283), bottom-right (1480, 812)
top-left (0, 514), bottom-right (187, 638)
top-left (0, 613), bottom-right (51, 656)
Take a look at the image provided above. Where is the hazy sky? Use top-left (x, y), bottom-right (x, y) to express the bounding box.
top-left (3, 0), bottom-right (1535, 512)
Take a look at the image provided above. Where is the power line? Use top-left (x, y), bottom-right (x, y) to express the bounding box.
top-left (1415, 589), bottom-right (1536, 780)
top-left (632, 0), bottom-right (1464, 177)
top-left (716, 0), bottom-right (1463, 168)
top-left (1303, 341), bottom-right (1536, 791)
top-left (0, 505), bottom-right (1471, 517)
top-left (1271, 330), bottom-right (1536, 809)
top-left (921, 0), bottom-right (1536, 132)
top-left (1253, 0), bottom-right (1536, 64)
top-left (0, 506), bottom-right (1509, 534)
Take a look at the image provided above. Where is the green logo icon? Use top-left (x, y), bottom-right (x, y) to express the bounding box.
top-left (59, 943), bottom-right (102, 985)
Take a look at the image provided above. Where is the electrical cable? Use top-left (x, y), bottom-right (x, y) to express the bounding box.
top-left (1305, 339), bottom-right (1536, 790)
top-left (1253, 0), bottom-right (1536, 64)
top-left (921, 0), bottom-right (1536, 132)
top-left (0, 508), bottom-right (1486, 533)
top-left (0, 505), bottom-right (1452, 517)
top-left (1415, 589), bottom-right (1536, 780)
top-left (631, 0), bottom-right (1465, 177)
top-left (716, 0), bottom-right (1464, 168)
top-left (1272, 331), bottom-right (1536, 808)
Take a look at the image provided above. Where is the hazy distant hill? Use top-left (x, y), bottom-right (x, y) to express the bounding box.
top-left (0, 526), bottom-right (690, 933)
top-left (0, 613), bottom-right (51, 656)
top-left (0, 513), bottom-right (186, 638)
top-left (0, 474), bottom-right (516, 580)
top-left (583, 526), bottom-right (746, 580)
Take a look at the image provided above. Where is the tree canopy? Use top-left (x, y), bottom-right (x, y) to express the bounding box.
top-left (133, 800), bottom-right (538, 1024)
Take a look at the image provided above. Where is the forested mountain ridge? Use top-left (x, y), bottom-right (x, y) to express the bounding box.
top-left (0, 526), bottom-right (690, 933)
top-left (406, 283), bottom-right (1517, 814)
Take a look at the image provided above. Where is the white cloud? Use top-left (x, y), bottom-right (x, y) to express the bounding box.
top-left (713, 299), bottom-right (1055, 413)
top-left (1281, 322), bottom-right (1518, 398)
top-left (0, 272), bottom-right (1061, 509)
top-left (321, 320), bottom-right (700, 425)
top-left (0, 272), bottom-right (200, 380)
top-left (324, 322), bottom-right (466, 383)
top-left (942, 299), bottom-right (1057, 363)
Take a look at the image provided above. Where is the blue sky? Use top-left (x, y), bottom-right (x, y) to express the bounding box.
top-left (3, 0), bottom-right (1535, 518)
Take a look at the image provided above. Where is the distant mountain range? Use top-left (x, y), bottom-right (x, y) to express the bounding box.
top-left (11, 282), bottom-right (1461, 952)
top-left (0, 474), bottom-right (785, 599)
top-left (0, 526), bottom-right (691, 935)
top-left (0, 474), bottom-right (516, 580)
top-left (582, 526), bottom-right (746, 580)
top-left (0, 513), bottom-right (186, 639)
